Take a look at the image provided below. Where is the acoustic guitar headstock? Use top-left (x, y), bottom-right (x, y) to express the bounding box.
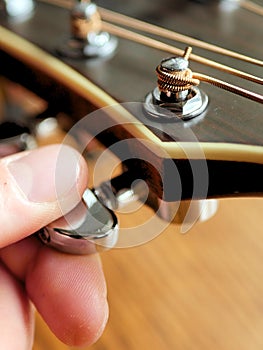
top-left (0, 0), bottom-right (262, 248)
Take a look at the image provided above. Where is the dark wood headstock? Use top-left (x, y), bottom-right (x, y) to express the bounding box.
top-left (0, 0), bottom-right (263, 203)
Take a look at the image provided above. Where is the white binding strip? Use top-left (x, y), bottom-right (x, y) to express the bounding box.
top-left (0, 25), bottom-right (263, 164)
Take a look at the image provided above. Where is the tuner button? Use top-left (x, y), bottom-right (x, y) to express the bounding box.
top-left (157, 199), bottom-right (219, 230)
top-left (38, 188), bottom-right (119, 255)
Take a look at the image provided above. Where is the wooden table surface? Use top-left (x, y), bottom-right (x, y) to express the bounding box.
top-left (33, 195), bottom-right (263, 350)
top-left (4, 80), bottom-right (263, 350)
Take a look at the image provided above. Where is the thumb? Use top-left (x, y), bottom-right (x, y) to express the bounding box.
top-left (0, 144), bottom-right (88, 248)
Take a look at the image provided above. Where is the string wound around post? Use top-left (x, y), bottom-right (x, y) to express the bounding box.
top-left (144, 47), bottom-right (209, 121)
top-left (57, 1), bottom-right (118, 59)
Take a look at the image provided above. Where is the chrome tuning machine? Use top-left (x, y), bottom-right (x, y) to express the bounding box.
top-left (0, 0), bottom-right (34, 20)
top-left (38, 188), bottom-right (119, 255)
top-left (57, 0), bottom-right (118, 59)
top-left (144, 47), bottom-right (208, 121)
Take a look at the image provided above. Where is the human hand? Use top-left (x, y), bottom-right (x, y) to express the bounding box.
top-left (0, 144), bottom-right (108, 349)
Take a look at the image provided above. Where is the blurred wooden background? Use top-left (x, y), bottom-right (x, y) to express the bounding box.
top-left (33, 195), bottom-right (263, 350)
top-left (3, 80), bottom-right (263, 350)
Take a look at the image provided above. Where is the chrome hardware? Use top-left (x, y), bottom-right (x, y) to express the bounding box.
top-left (144, 47), bottom-right (208, 121)
top-left (38, 188), bottom-right (119, 255)
top-left (0, 121), bottom-right (36, 157)
top-left (38, 174), bottom-right (148, 254)
top-left (157, 198), bottom-right (218, 231)
top-left (57, 1), bottom-right (117, 59)
top-left (145, 86), bottom-right (208, 121)
top-left (0, 0), bottom-right (34, 19)
top-left (94, 175), bottom-right (148, 211)
top-left (38, 170), bottom-right (218, 254)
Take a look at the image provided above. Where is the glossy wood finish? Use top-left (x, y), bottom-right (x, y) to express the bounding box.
top-left (0, 3), bottom-right (263, 347)
top-left (1, 0), bottom-right (263, 145)
top-left (0, 0), bottom-right (263, 201)
top-left (0, 0), bottom-right (263, 144)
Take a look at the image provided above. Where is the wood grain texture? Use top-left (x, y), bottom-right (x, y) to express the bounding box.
top-left (1, 1), bottom-right (263, 348)
top-left (1, 0), bottom-right (263, 146)
top-left (1, 0), bottom-right (263, 201)
top-left (7, 72), bottom-right (263, 350)
top-left (33, 196), bottom-right (263, 350)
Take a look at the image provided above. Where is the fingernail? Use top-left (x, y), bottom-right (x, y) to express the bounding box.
top-left (7, 145), bottom-right (82, 203)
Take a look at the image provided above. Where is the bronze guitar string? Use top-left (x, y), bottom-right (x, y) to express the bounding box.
top-left (100, 22), bottom-right (263, 83)
top-left (35, 0), bottom-right (263, 103)
top-left (240, 0), bottom-right (263, 16)
top-left (156, 54), bottom-right (263, 104)
top-left (99, 7), bottom-right (263, 68)
top-left (156, 47), bottom-right (200, 94)
top-left (37, 0), bottom-right (263, 67)
top-left (38, 0), bottom-right (72, 9)
top-left (41, 0), bottom-right (263, 16)
top-left (100, 22), bottom-right (263, 103)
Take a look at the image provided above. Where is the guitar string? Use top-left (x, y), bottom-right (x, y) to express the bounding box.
top-left (37, 0), bottom-right (263, 68)
top-left (101, 21), bottom-right (263, 85)
top-left (99, 7), bottom-right (263, 68)
top-left (36, 0), bottom-right (263, 83)
top-left (193, 73), bottom-right (263, 104)
top-left (36, 0), bottom-right (263, 103)
top-left (38, 0), bottom-right (263, 19)
top-left (37, 0), bottom-right (72, 9)
top-left (240, 0), bottom-right (263, 16)
top-left (101, 22), bottom-right (263, 104)
top-left (99, 9), bottom-right (263, 100)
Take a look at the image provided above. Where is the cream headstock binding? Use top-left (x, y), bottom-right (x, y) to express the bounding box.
top-left (0, 0), bottom-right (263, 252)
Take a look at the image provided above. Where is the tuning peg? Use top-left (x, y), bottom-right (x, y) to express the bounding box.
top-left (0, 0), bottom-right (34, 20)
top-left (144, 47), bottom-right (208, 121)
top-left (37, 170), bottom-right (218, 254)
top-left (38, 188), bottom-right (119, 255)
top-left (57, 0), bottom-right (118, 59)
